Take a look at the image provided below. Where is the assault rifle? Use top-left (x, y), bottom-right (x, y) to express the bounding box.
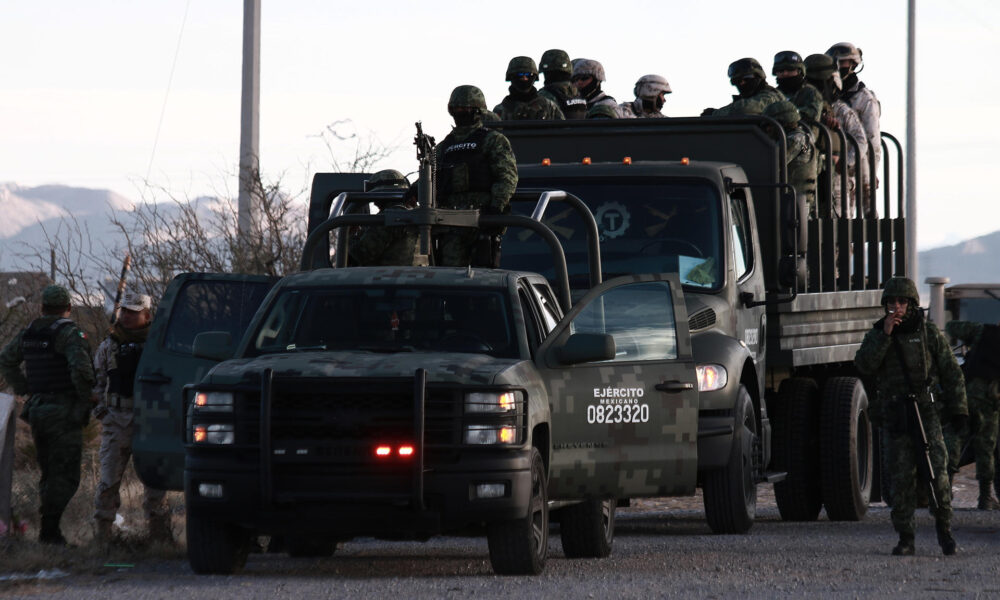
top-left (906, 394), bottom-right (940, 510)
top-left (413, 122), bottom-right (436, 257)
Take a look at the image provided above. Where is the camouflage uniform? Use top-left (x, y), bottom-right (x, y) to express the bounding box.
top-left (0, 285), bottom-right (95, 544)
top-left (854, 277), bottom-right (967, 555)
top-left (538, 49), bottom-right (587, 119)
top-left (830, 100), bottom-right (869, 218)
top-left (619, 74), bottom-right (671, 119)
top-left (493, 56), bottom-right (564, 121)
top-left (436, 86), bottom-right (518, 267)
top-left (764, 101), bottom-right (818, 218)
top-left (771, 52), bottom-right (823, 126)
top-left (92, 302), bottom-right (170, 540)
top-left (572, 59), bottom-right (622, 117)
top-left (349, 170), bottom-right (420, 267)
top-left (944, 320), bottom-right (1000, 509)
top-left (710, 58), bottom-right (784, 117)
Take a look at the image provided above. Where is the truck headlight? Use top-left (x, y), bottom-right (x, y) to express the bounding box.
top-left (192, 424), bottom-right (235, 445)
top-left (695, 364), bottom-right (728, 392)
top-left (194, 391), bottom-right (234, 413)
top-left (465, 391), bottom-right (518, 414)
top-left (465, 424), bottom-right (518, 445)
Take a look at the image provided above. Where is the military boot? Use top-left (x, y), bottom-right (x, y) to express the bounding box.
top-left (977, 482), bottom-right (1000, 510)
top-left (39, 516), bottom-right (67, 546)
top-left (936, 522), bottom-right (957, 556)
top-left (147, 514), bottom-right (175, 545)
top-left (891, 533), bottom-right (915, 556)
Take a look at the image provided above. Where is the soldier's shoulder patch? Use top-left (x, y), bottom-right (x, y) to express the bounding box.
top-left (78, 331), bottom-right (87, 339)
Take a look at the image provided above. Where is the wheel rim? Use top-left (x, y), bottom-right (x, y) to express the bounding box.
top-left (602, 499), bottom-right (615, 543)
top-left (530, 461), bottom-right (546, 560)
top-left (856, 406), bottom-right (871, 491)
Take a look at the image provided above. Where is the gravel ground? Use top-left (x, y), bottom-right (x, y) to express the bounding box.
top-left (2, 467), bottom-right (997, 599)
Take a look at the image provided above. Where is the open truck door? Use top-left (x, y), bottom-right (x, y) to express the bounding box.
top-left (133, 273), bottom-right (277, 490)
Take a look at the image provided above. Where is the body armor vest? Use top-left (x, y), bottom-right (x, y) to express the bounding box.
top-left (498, 93), bottom-right (550, 120)
top-left (108, 340), bottom-right (144, 397)
top-left (437, 128), bottom-right (492, 198)
top-left (21, 318), bottom-right (75, 394)
top-left (964, 324), bottom-right (1000, 381)
top-left (543, 83), bottom-right (587, 118)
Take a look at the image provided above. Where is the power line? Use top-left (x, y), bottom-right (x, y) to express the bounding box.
top-left (145, 0), bottom-right (192, 187)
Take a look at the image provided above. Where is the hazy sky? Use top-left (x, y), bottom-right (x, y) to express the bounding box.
top-left (2, 0), bottom-right (997, 251)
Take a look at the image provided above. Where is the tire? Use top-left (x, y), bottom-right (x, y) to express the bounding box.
top-left (286, 536), bottom-right (337, 558)
top-left (820, 376), bottom-right (872, 521)
top-left (186, 512), bottom-right (251, 575)
top-left (487, 447), bottom-right (548, 575)
top-left (703, 385), bottom-right (757, 534)
top-left (994, 438), bottom-right (1000, 500)
top-left (773, 378), bottom-right (823, 521)
top-left (559, 498), bottom-right (615, 559)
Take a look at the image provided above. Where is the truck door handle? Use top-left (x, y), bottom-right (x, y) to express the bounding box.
top-left (138, 374), bottom-right (171, 384)
top-left (655, 381), bottom-right (694, 393)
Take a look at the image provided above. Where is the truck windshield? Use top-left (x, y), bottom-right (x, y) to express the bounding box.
top-left (246, 287), bottom-right (516, 358)
top-left (501, 178), bottom-right (723, 292)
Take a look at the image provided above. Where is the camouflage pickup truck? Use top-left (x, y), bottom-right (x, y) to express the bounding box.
top-left (133, 200), bottom-right (701, 575)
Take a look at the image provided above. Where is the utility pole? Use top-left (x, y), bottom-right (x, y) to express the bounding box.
top-left (906, 0), bottom-right (917, 279)
top-left (237, 0), bottom-right (261, 252)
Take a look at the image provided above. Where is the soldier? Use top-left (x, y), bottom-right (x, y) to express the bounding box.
top-left (944, 319), bottom-right (1000, 510)
top-left (538, 49), bottom-right (588, 119)
top-left (619, 74), bottom-right (671, 119)
top-left (0, 285), bottom-right (95, 545)
top-left (493, 56), bottom-right (564, 121)
top-left (435, 85), bottom-right (518, 268)
top-left (571, 59), bottom-right (620, 116)
top-left (92, 291), bottom-right (172, 544)
top-left (771, 51), bottom-right (823, 129)
top-left (854, 277), bottom-right (967, 556)
top-left (704, 58), bottom-right (784, 117)
top-left (762, 101), bottom-right (818, 218)
top-left (805, 53), bottom-right (868, 219)
top-left (827, 42), bottom-right (881, 217)
top-left (349, 170), bottom-right (421, 266)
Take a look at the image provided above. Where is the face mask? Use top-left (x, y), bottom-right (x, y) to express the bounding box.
top-left (839, 66), bottom-right (852, 80)
top-left (511, 79), bottom-right (535, 94)
top-left (776, 74), bottom-right (804, 94)
top-left (452, 111), bottom-right (478, 127)
top-left (735, 78), bottom-right (761, 98)
top-left (641, 95), bottom-right (664, 112)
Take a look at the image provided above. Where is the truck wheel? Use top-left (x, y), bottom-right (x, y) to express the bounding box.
top-left (559, 498), bottom-right (615, 558)
top-left (820, 376), bottom-right (872, 521)
top-left (186, 513), bottom-right (251, 574)
top-left (286, 536), bottom-right (337, 558)
top-left (773, 378), bottom-right (823, 521)
top-left (487, 447), bottom-right (548, 575)
top-left (703, 385), bottom-right (757, 534)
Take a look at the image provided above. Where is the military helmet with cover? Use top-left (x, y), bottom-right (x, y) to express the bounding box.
top-left (633, 74), bottom-right (671, 99)
top-left (881, 276), bottom-right (920, 306)
top-left (539, 49), bottom-right (572, 75)
top-left (506, 56), bottom-right (539, 81)
top-left (772, 50), bottom-right (805, 75)
top-left (728, 57), bottom-right (766, 82)
top-left (41, 284), bottom-right (71, 308)
top-left (572, 59), bottom-right (606, 83)
top-left (448, 85), bottom-right (487, 111)
top-left (763, 100), bottom-right (800, 127)
top-left (366, 169), bottom-right (410, 192)
top-left (826, 42), bottom-right (863, 66)
top-left (804, 53), bottom-right (837, 81)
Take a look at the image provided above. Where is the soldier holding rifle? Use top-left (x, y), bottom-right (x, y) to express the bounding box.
top-left (855, 277), bottom-right (967, 556)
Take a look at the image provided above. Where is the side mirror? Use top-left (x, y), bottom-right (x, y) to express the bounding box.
top-left (192, 331), bottom-right (234, 361)
top-left (557, 333), bottom-right (616, 365)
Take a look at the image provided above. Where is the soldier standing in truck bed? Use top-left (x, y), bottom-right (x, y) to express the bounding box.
top-left (538, 49), bottom-right (588, 119)
top-left (493, 56), bottom-right (564, 121)
top-left (619, 74), bottom-right (671, 119)
top-left (349, 170), bottom-right (420, 267)
top-left (704, 58), bottom-right (784, 117)
top-left (435, 85), bottom-right (518, 268)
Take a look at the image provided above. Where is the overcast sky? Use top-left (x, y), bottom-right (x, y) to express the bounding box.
top-left (2, 0), bottom-right (997, 251)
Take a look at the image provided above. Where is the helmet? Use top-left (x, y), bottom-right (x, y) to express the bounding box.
top-left (727, 58), bottom-right (766, 81)
top-left (804, 53), bottom-right (836, 81)
top-left (572, 59), bottom-right (606, 83)
top-left (448, 85), bottom-right (487, 110)
top-left (881, 276), bottom-right (920, 306)
top-left (826, 42), bottom-right (862, 66)
top-left (506, 56), bottom-right (538, 81)
top-left (41, 284), bottom-right (70, 308)
top-left (772, 50), bottom-right (805, 75)
top-left (763, 100), bottom-right (800, 127)
top-left (366, 169), bottom-right (410, 192)
top-left (539, 49), bottom-right (572, 75)
top-left (633, 74), bottom-right (671, 99)
top-left (586, 104), bottom-right (618, 119)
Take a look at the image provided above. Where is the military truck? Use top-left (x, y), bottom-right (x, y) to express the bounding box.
top-left (481, 117), bottom-right (908, 522)
top-left (134, 194), bottom-right (709, 575)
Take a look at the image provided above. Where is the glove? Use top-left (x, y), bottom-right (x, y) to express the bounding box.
top-left (951, 413), bottom-right (968, 432)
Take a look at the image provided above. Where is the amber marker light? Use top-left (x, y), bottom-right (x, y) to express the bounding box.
top-left (582, 157), bottom-right (592, 165)
top-left (193, 426), bottom-right (207, 443)
top-left (498, 392), bottom-right (516, 411)
top-left (375, 445), bottom-right (392, 457)
top-left (623, 156), bottom-right (632, 165)
top-left (195, 393), bottom-right (207, 407)
top-left (499, 426), bottom-right (516, 444)
top-left (680, 157), bottom-right (690, 165)
top-left (541, 158), bottom-right (551, 166)
top-left (398, 445), bottom-right (415, 457)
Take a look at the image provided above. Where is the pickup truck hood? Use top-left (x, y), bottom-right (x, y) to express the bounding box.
top-left (205, 351), bottom-right (524, 386)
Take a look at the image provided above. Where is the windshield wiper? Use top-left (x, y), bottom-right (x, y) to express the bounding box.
top-left (284, 344), bottom-right (327, 352)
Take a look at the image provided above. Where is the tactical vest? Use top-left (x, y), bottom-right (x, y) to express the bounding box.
top-left (498, 93), bottom-right (551, 120)
top-left (542, 83), bottom-right (587, 119)
top-left (108, 340), bottom-right (144, 398)
top-left (21, 318), bottom-right (75, 394)
top-left (437, 128), bottom-right (492, 199)
top-left (963, 324), bottom-right (1000, 381)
